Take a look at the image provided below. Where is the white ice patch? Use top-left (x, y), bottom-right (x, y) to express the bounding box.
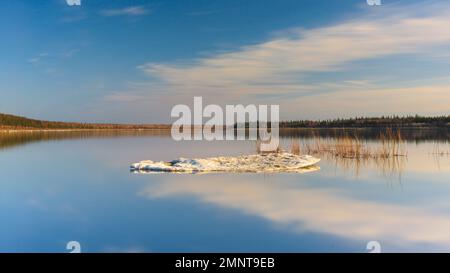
top-left (130, 153), bottom-right (320, 174)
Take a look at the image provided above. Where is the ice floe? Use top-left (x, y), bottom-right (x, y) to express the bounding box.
top-left (130, 153), bottom-right (320, 174)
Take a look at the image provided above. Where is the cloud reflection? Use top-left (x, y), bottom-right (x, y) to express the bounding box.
top-left (139, 176), bottom-right (450, 251)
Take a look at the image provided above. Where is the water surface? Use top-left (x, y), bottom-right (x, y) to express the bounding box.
top-left (0, 129), bottom-right (449, 252)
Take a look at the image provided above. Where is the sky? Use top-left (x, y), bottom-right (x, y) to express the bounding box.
top-left (0, 0), bottom-right (449, 123)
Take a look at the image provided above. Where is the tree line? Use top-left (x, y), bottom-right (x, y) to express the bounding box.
top-left (2, 113), bottom-right (449, 130)
top-left (0, 113), bottom-right (169, 130)
top-left (279, 115), bottom-right (449, 128)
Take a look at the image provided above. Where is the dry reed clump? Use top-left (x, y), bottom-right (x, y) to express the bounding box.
top-left (302, 129), bottom-right (407, 159)
top-left (257, 129), bottom-right (408, 161)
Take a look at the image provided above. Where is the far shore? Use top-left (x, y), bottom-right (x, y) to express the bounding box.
top-left (2, 113), bottom-right (448, 132)
top-left (0, 128), bottom-right (172, 133)
top-left (1, 125), bottom-right (448, 133)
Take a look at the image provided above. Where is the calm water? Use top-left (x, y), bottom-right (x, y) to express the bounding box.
top-left (0, 129), bottom-right (449, 253)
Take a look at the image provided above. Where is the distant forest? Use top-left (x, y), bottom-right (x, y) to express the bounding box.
top-left (240, 115), bottom-right (449, 128)
top-left (279, 115), bottom-right (450, 128)
top-left (0, 113), bottom-right (169, 130)
top-left (1, 112), bottom-right (449, 130)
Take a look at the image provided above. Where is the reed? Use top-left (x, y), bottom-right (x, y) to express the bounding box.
top-left (290, 140), bottom-right (300, 155)
top-left (432, 142), bottom-right (450, 156)
top-left (256, 129), bottom-right (407, 160)
top-left (302, 129), bottom-right (406, 159)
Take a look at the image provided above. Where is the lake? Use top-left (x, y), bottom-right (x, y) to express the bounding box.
top-left (0, 129), bottom-right (449, 253)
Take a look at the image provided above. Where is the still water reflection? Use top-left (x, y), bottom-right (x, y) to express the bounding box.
top-left (0, 129), bottom-right (449, 252)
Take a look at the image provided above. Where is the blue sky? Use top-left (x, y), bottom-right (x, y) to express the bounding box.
top-left (0, 0), bottom-right (449, 123)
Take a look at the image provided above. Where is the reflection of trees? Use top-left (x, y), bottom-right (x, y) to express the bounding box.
top-left (1, 128), bottom-right (447, 151)
top-left (1, 128), bottom-right (447, 181)
top-left (279, 127), bottom-right (449, 143)
top-left (0, 130), bottom-right (171, 150)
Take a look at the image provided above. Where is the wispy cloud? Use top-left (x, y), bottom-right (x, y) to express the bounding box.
top-left (103, 92), bottom-right (146, 103)
top-left (132, 1), bottom-right (450, 116)
top-left (95, 1), bottom-right (450, 121)
top-left (141, 5), bottom-right (450, 91)
top-left (28, 53), bottom-right (48, 64)
top-left (282, 84), bottom-right (450, 119)
top-left (63, 48), bottom-right (80, 58)
top-left (44, 68), bottom-right (64, 77)
top-left (101, 6), bottom-right (149, 17)
top-left (60, 13), bottom-right (87, 23)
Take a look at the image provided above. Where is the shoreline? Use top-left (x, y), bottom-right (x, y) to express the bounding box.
top-left (1, 126), bottom-right (448, 133)
top-left (0, 128), bottom-right (172, 133)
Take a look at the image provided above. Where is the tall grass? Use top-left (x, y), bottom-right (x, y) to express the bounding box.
top-left (294, 129), bottom-right (407, 179)
top-left (257, 129), bottom-right (407, 160)
top-left (290, 140), bottom-right (300, 155)
top-left (432, 142), bottom-right (450, 156)
top-left (301, 129), bottom-right (406, 159)
top-left (256, 130), bottom-right (408, 179)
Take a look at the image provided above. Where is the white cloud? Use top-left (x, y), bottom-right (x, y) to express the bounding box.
top-left (135, 2), bottom-right (450, 105)
top-left (281, 85), bottom-right (450, 119)
top-left (144, 9), bottom-right (450, 84)
top-left (95, 1), bottom-right (450, 121)
top-left (103, 92), bottom-right (146, 103)
top-left (101, 6), bottom-right (149, 17)
top-left (27, 52), bottom-right (48, 64)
